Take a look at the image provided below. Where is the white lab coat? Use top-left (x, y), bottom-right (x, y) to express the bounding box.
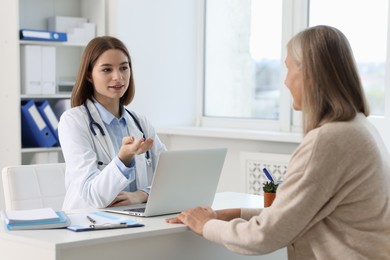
top-left (58, 99), bottom-right (166, 210)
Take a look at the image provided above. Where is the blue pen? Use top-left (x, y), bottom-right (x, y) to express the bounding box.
top-left (262, 167), bottom-right (274, 183)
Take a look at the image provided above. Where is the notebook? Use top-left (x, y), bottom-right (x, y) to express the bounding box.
top-left (103, 147), bottom-right (227, 217)
top-left (3, 209), bottom-right (70, 230)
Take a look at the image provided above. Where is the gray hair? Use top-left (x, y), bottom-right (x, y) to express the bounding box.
top-left (287, 25), bottom-right (369, 134)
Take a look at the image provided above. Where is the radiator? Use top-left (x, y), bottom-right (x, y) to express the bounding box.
top-left (241, 152), bottom-right (290, 195)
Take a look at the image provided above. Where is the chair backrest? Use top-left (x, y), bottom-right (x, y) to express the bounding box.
top-left (2, 163), bottom-right (66, 211)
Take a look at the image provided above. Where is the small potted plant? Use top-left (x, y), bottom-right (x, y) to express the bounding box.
top-left (262, 168), bottom-right (279, 207)
top-left (262, 181), bottom-right (278, 207)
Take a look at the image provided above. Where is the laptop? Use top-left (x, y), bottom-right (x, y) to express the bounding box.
top-left (103, 147), bottom-right (227, 217)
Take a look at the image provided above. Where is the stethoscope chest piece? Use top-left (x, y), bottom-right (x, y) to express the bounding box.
top-left (145, 157), bottom-right (152, 167)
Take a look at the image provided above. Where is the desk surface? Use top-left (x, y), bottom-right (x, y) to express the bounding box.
top-left (0, 192), bottom-right (263, 249)
top-left (0, 192), bottom-right (286, 260)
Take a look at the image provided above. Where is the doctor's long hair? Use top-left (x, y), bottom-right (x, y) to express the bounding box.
top-left (71, 36), bottom-right (135, 108)
top-left (287, 25), bottom-right (369, 135)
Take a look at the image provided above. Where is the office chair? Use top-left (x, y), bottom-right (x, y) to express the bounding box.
top-left (2, 163), bottom-right (66, 211)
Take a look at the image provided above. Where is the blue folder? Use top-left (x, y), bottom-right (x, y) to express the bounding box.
top-left (67, 211), bottom-right (144, 232)
top-left (36, 100), bottom-right (60, 146)
top-left (20, 29), bottom-right (67, 42)
top-left (21, 100), bottom-right (58, 148)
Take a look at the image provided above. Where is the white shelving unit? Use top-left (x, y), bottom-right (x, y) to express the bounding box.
top-left (1, 0), bottom-right (107, 165)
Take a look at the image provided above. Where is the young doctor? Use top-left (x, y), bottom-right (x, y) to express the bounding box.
top-left (58, 36), bottom-right (166, 210)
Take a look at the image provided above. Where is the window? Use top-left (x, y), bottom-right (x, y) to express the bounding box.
top-left (201, 0), bottom-right (390, 142)
top-left (309, 0), bottom-right (388, 116)
top-left (203, 0), bottom-right (283, 126)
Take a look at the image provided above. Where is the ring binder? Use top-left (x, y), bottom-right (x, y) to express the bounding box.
top-left (36, 100), bottom-right (60, 145)
top-left (20, 29), bottom-right (67, 42)
top-left (21, 100), bottom-right (58, 148)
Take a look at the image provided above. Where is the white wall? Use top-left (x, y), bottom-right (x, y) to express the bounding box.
top-left (0, 0), bottom-right (21, 210)
top-left (114, 0), bottom-right (198, 127)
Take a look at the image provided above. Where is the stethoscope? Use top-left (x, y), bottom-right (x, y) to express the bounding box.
top-left (83, 102), bottom-right (152, 166)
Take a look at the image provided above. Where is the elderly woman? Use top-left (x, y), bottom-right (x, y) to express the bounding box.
top-left (167, 25), bottom-right (390, 259)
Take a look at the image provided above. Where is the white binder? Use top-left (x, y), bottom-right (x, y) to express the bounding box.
top-left (41, 46), bottom-right (56, 94)
top-left (21, 45), bottom-right (42, 95)
top-left (21, 45), bottom-right (56, 95)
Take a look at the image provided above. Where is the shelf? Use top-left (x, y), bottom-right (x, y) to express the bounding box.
top-left (21, 94), bottom-right (71, 99)
top-left (20, 40), bottom-right (86, 47)
top-left (21, 147), bottom-right (62, 153)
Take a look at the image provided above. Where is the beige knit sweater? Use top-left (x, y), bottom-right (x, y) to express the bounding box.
top-left (204, 114), bottom-right (390, 259)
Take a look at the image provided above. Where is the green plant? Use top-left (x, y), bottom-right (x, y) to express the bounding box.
top-left (262, 181), bottom-right (279, 193)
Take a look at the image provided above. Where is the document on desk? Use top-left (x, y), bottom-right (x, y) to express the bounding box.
top-left (67, 211), bottom-right (144, 232)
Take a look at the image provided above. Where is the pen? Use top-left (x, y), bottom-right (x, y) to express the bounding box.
top-left (262, 167), bottom-right (274, 183)
top-left (91, 223), bottom-right (128, 229)
top-left (86, 215), bottom-right (96, 224)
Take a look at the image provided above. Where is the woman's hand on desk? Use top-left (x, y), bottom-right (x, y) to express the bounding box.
top-left (166, 207), bottom-right (217, 236)
top-left (108, 191), bottom-right (148, 207)
top-left (166, 208), bottom-right (242, 235)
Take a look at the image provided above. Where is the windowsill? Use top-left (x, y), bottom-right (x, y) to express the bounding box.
top-left (157, 126), bottom-right (303, 144)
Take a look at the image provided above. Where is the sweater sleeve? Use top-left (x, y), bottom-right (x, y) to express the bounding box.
top-left (203, 179), bottom-right (330, 255)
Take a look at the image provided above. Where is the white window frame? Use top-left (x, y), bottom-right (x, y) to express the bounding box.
top-left (368, 0), bottom-right (390, 148)
top-left (197, 0), bottom-right (309, 133)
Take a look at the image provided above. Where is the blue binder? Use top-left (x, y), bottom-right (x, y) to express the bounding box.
top-left (20, 29), bottom-right (67, 42)
top-left (36, 100), bottom-right (60, 146)
top-left (21, 100), bottom-right (57, 148)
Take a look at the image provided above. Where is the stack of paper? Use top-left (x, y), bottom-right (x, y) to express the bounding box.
top-left (2, 208), bottom-right (70, 230)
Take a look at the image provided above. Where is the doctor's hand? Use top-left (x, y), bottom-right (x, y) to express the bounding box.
top-left (108, 191), bottom-right (148, 207)
top-left (118, 136), bottom-right (154, 166)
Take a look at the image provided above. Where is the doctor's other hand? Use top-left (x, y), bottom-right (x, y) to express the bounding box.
top-left (166, 206), bottom-right (217, 236)
top-left (108, 191), bottom-right (148, 207)
top-left (118, 136), bottom-right (154, 166)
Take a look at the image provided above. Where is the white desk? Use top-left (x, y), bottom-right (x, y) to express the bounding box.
top-left (0, 192), bottom-right (287, 260)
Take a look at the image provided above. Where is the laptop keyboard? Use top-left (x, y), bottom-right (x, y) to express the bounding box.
top-left (125, 207), bottom-right (146, 213)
